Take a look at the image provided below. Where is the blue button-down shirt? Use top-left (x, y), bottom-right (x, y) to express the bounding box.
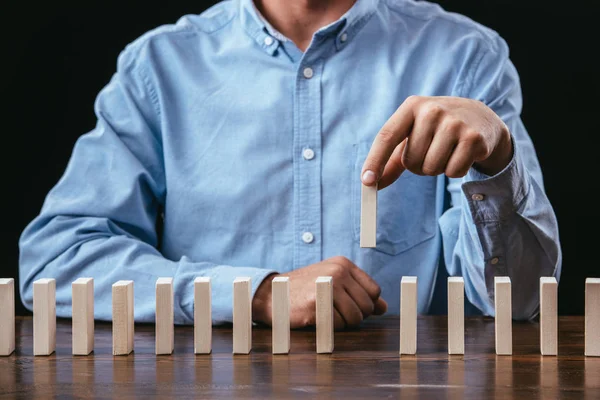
top-left (19, 0), bottom-right (561, 324)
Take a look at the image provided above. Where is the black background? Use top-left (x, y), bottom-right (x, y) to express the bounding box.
top-left (2, 1), bottom-right (598, 317)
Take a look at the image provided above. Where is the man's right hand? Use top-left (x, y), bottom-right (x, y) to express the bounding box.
top-left (252, 256), bottom-right (388, 330)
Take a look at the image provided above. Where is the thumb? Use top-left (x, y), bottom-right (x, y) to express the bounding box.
top-left (377, 139), bottom-right (407, 190)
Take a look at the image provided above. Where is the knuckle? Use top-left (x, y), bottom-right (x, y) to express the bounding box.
top-left (328, 256), bottom-right (348, 265)
top-left (421, 163), bottom-right (442, 176)
top-left (377, 128), bottom-right (397, 145)
top-left (362, 302), bottom-right (375, 317)
top-left (339, 256), bottom-right (353, 266)
top-left (420, 103), bottom-right (444, 120)
top-left (302, 312), bottom-right (315, 327)
top-left (405, 95), bottom-right (421, 107)
top-left (401, 152), bottom-right (422, 172)
top-left (444, 117), bottom-right (464, 133)
top-left (329, 263), bottom-right (348, 278)
top-left (374, 285), bottom-right (382, 299)
top-left (464, 130), bottom-right (484, 146)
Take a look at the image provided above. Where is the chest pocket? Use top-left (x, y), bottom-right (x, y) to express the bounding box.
top-left (352, 142), bottom-right (438, 255)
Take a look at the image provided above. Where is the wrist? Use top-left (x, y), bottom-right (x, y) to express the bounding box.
top-left (252, 272), bottom-right (278, 324)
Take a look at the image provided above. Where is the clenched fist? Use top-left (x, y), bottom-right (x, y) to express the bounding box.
top-left (361, 95), bottom-right (514, 189)
top-left (252, 256), bottom-right (387, 330)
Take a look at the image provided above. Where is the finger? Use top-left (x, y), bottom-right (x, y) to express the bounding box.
top-left (343, 278), bottom-right (376, 318)
top-left (349, 265), bottom-right (382, 300)
top-left (333, 288), bottom-right (364, 328)
top-left (445, 140), bottom-right (476, 178)
top-left (401, 105), bottom-right (440, 175)
top-left (373, 297), bottom-right (388, 315)
top-left (361, 96), bottom-right (419, 186)
top-left (420, 124), bottom-right (458, 176)
top-left (378, 139), bottom-right (406, 190)
top-left (334, 309), bottom-right (345, 331)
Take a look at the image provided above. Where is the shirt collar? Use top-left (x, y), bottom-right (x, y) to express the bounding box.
top-left (239, 0), bottom-right (379, 55)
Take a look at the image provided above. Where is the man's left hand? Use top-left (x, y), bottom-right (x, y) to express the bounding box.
top-left (361, 95), bottom-right (514, 189)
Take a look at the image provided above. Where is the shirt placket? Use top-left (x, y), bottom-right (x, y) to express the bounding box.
top-left (293, 58), bottom-right (324, 270)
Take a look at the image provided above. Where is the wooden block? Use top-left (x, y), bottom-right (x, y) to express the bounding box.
top-left (0, 278), bottom-right (15, 356)
top-left (316, 276), bottom-right (334, 354)
top-left (360, 183), bottom-right (377, 248)
top-left (33, 278), bottom-right (56, 356)
top-left (540, 277), bottom-right (558, 356)
top-left (272, 277), bottom-right (290, 355)
top-left (194, 277), bottom-right (212, 354)
top-left (447, 277), bottom-right (464, 355)
top-left (494, 276), bottom-right (512, 355)
top-left (72, 278), bottom-right (94, 355)
top-left (112, 280), bottom-right (134, 356)
top-left (233, 277), bottom-right (252, 354)
top-left (155, 277), bottom-right (174, 355)
top-left (400, 276), bottom-right (417, 355)
top-left (585, 278), bottom-right (600, 357)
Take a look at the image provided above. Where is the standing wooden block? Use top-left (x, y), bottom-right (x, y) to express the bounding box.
top-left (540, 277), bottom-right (558, 356)
top-left (233, 277), bottom-right (252, 354)
top-left (585, 278), bottom-right (600, 357)
top-left (272, 277), bottom-right (290, 355)
top-left (360, 183), bottom-right (377, 248)
top-left (316, 276), bottom-right (334, 354)
top-left (0, 278), bottom-right (15, 356)
top-left (33, 278), bottom-right (56, 356)
top-left (155, 277), bottom-right (174, 355)
top-left (72, 278), bottom-right (94, 355)
top-left (400, 276), bottom-right (417, 355)
top-left (494, 276), bottom-right (512, 355)
top-left (194, 277), bottom-right (212, 354)
top-left (447, 277), bottom-right (464, 355)
top-left (112, 280), bottom-right (134, 356)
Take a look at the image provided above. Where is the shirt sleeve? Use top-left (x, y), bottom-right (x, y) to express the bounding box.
top-left (18, 46), bottom-right (275, 325)
top-left (439, 34), bottom-right (562, 320)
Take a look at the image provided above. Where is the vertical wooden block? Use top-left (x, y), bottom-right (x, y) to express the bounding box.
top-left (33, 278), bottom-right (56, 356)
top-left (447, 277), bottom-right (464, 355)
top-left (194, 277), bottom-right (212, 354)
top-left (400, 276), bottom-right (417, 355)
top-left (233, 277), bottom-right (252, 354)
top-left (112, 280), bottom-right (134, 356)
top-left (0, 278), bottom-right (15, 356)
top-left (316, 276), bottom-right (334, 354)
top-left (360, 183), bottom-right (377, 248)
top-left (540, 277), bottom-right (558, 356)
top-left (72, 278), bottom-right (94, 355)
top-left (585, 278), bottom-right (600, 357)
top-left (272, 277), bottom-right (290, 355)
top-left (155, 277), bottom-right (174, 355)
top-left (494, 276), bottom-right (512, 355)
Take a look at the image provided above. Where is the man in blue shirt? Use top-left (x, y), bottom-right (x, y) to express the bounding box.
top-left (19, 0), bottom-right (561, 329)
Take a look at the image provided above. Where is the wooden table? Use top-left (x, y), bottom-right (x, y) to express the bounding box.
top-left (1, 316), bottom-right (598, 398)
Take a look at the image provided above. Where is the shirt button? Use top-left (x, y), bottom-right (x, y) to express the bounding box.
top-left (471, 193), bottom-right (485, 201)
top-left (302, 232), bottom-right (314, 244)
top-left (264, 36), bottom-right (274, 46)
top-left (491, 257), bottom-right (499, 265)
top-left (303, 148), bottom-right (315, 160)
top-left (303, 67), bottom-right (314, 79)
top-left (340, 32), bottom-right (348, 42)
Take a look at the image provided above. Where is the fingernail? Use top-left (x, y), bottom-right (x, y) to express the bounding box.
top-left (362, 170), bottom-right (377, 185)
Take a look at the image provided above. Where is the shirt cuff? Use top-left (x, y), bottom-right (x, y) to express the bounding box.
top-left (461, 136), bottom-right (531, 223)
top-left (176, 258), bottom-right (278, 325)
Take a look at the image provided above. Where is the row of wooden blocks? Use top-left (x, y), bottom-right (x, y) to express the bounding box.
top-left (1, 276), bottom-right (599, 357)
